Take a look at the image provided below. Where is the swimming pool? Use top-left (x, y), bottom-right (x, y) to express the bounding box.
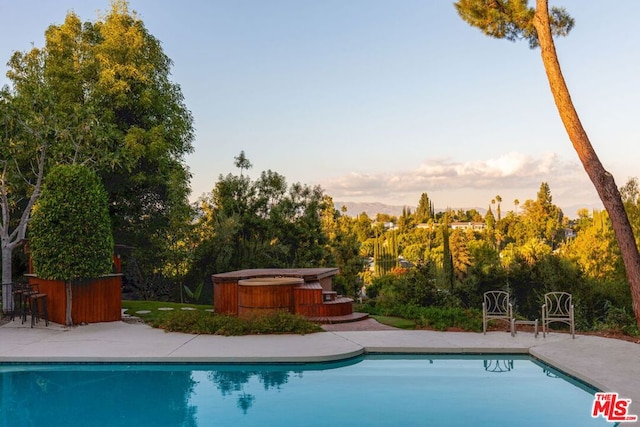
top-left (1, 355), bottom-right (609, 426)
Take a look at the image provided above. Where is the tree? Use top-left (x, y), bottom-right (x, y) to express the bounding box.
top-left (415, 192), bottom-right (435, 223)
top-left (373, 231), bottom-right (398, 277)
top-left (234, 150), bottom-right (253, 176)
top-left (450, 228), bottom-right (472, 281)
top-left (29, 165), bottom-right (114, 325)
top-left (456, 0), bottom-right (640, 327)
top-left (397, 206), bottom-right (414, 232)
top-left (189, 158), bottom-right (331, 284)
top-left (485, 205), bottom-right (496, 231)
top-left (320, 196), bottom-right (365, 297)
top-left (520, 182), bottom-right (564, 248)
top-left (495, 195), bottom-right (502, 221)
top-left (6, 1), bottom-right (194, 300)
top-left (1, 57), bottom-right (55, 312)
top-left (441, 214), bottom-right (454, 291)
top-left (353, 212), bottom-right (374, 243)
top-left (563, 210), bottom-right (622, 282)
top-left (620, 177), bottom-right (640, 247)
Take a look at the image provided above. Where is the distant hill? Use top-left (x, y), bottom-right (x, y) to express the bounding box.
top-left (335, 201), bottom-right (601, 219)
top-left (335, 201), bottom-right (488, 218)
top-left (334, 202), bottom-right (410, 218)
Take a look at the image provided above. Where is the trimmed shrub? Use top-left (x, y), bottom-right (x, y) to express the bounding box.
top-left (157, 310), bottom-right (323, 336)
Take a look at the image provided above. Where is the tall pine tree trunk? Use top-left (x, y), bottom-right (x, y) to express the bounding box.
top-left (534, 0), bottom-right (640, 328)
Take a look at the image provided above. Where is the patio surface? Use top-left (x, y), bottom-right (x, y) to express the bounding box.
top-left (1, 318), bottom-right (639, 424)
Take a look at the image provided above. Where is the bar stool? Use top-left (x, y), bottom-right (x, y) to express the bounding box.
top-left (10, 283), bottom-right (31, 323)
top-left (29, 285), bottom-right (49, 327)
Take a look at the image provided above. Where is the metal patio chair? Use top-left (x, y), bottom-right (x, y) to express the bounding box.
top-left (542, 292), bottom-right (575, 338)
top-left (482, 290), bottom-right (513, 335)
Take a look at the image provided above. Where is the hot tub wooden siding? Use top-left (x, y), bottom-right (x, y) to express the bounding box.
top-left (213, 280), bottom-right (239, 315)
top-left (237, 278), bottom-right (302, 316)
top-left (212, 268), bottom-right (354, 320)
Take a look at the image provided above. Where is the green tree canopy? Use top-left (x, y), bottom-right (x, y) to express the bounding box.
top-left (415, 193), bottom-right (434, 223)
top-left (454, 0), bottom-right (574, 48)
top-left (6, 0), bottom-right (193, 286)
top-left (188, 158), bottom-right (332, 286)
top-left (30, 164), bottom-right (113, 281)
top-left (455, 0), bottom-right (640, 329)
top-left (29, 164), bottom-right (114, 325)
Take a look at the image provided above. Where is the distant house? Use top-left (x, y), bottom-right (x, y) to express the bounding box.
top-left (564, 228), bottom-right (576, 240)
top-left (450, 221), bottom-right (485, 231)
top-left (371, 221), bottom-right (398, 230)
top-left (416, 223), bottom-right (435, 229)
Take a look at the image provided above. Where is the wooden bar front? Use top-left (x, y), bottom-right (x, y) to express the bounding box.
top-left (26, 274), bottom-right (122, 324)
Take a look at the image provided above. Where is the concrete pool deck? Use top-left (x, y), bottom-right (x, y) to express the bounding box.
top-left (1, 319), bottom-right (639, 423)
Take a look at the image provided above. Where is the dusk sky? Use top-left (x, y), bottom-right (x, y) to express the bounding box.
top-left (1, 1), bottom-right (638, 217)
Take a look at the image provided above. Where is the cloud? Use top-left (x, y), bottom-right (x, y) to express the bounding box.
top-left (321, 151), bottom-right (595, 211)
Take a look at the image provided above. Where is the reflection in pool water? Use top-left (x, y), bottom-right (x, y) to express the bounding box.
top-left (1, 355), bottom-right (609, 427)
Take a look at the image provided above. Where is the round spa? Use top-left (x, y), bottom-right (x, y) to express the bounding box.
top-left (237, 277), bottom-right (304, 316)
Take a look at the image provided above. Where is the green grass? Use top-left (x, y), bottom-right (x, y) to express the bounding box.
top-left (371, 315), bottom-right (416, 329)
top-left (360, 302), bottom-right (483, 332)
top-left (122, 300), bottom-right (211, 324)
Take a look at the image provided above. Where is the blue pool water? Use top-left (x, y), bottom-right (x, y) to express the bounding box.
top-left (1, 355), bottom-right (611, 427)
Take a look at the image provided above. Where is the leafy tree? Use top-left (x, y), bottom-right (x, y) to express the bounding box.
top-left (485, 205), bottom-right (495, 230)
top-left (5, 0), bottom-right (194, 300)
top-left (562, 210), bottom-right (623, 283)
top-left (397, 206), bottom-right (414, 233)
top-left (375, 213), bottom-right (395, 224)
top-left (467, 239), bottom-right (500, 275)
top-left (441, 214), bottom-right (454, 291)
top-left (373, 231), bottom-right (399, 277)
top-left (353, 212), bottom-right (374, 243)
top-left (29, 165), bottom-right (114, 325)
top-left (450, 228), bottom-right (472, 281)
top-left (415, 192), bottom-right (435, 223)
top-left (520, 182), bottom-right (564, 248)
top-left (0, 85), bottom-right (49, 311)
top-left (620, 177), bottom-right (640, 247)
top-left (484, 206), bottom-right (496, 249)
top-left (234, 150), bottom-right (253, 176)
top-left (320, 197), bottom-right (365, 297)
top-left (189, 159), bottom-right (331, 287)
top-left (455, 0), bottom-right (640, 327)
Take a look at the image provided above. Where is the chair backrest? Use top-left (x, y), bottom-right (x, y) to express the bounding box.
top-left (543, 292), bottom-right (572, 319)
top-left (483, 291), bottom-right (510, 316)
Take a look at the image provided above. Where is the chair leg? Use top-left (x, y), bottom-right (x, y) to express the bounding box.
top-left (41, 296), bottom-right (49, 327)
top-left (29, 295), bottom-right (48, 327)
top-left (22, 293), bottom-right (31, 325)
top-left (10, 291), bottom-right (21, 322)
top-left (31, 296), bottom-right (38, 328)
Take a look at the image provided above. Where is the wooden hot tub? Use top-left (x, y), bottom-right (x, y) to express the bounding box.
top-left (211, 268), bottom-right (361, 323)
top-left (237, 277), bottom-right (304, 316)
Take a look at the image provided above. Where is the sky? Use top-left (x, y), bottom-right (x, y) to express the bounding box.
top-left (1, 1), bottom-right (639, 217)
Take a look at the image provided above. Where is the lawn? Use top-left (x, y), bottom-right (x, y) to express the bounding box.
top-left (121, 300), bottom-right (211, 324)
top-left (371, 315), bottom-right (416, 329)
